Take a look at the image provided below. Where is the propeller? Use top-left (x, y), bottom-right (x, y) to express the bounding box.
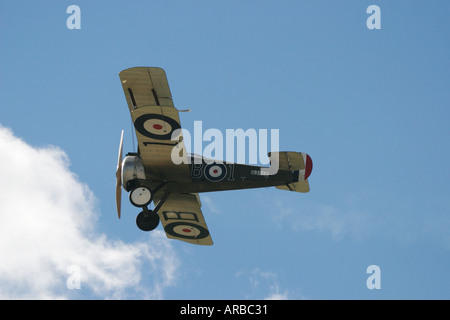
top-left (115, 130), bottom-right (124, 219)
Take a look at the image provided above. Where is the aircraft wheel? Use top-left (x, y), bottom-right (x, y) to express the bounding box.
top-left (129, 186), bottom-right (153, 207)
top-left (136, 210), bottom-right (160, 232)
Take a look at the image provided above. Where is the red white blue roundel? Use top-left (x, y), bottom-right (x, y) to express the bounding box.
top-left (134, 114), bottom-right (180, 140)
top-left (204, 163), bottom-right (227, 182)
top-left (165, 222), bottom-right (209, 240)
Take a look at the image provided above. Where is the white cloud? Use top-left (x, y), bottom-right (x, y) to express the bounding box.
top-left (236, 268), bottom-right (291, 300)
top-left (200, 195), bottom-right (221, 215)
top-left (265, 189), bottom-right (450, 248)
top-left (0, 125), bottom-right (180, 299)
top-left (265, 192), bottom-right (376, 241)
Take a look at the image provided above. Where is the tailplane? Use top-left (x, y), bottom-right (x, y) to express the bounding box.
top-left (269, 151), bottom-right (312, 193)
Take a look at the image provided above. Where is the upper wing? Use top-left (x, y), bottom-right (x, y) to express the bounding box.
top-left (154, 193), bottom-right (213, 246)
top-left (119, 67), bottom-right (174, 109)
top-left (119, 67), bottom-right (190, 181)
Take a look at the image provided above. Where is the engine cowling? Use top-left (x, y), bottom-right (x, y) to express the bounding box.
top-left (121, 155), bottom-right (146, 191)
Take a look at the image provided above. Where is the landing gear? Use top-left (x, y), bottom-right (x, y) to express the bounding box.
top-left (126, 181), bottom-right (169, 232)
top-left (136, 208), bottom-right (160, 232)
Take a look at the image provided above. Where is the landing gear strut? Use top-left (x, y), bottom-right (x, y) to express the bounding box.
top-left (127, 181), bottom-right (169, 232)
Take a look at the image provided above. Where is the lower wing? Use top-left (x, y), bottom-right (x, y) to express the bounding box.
top-left (154, 193), bottom-right (213, 245)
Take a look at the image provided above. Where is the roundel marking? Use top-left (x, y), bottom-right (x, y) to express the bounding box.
top-left (134, 114), bottom-right (180, 140)
top-left (204, 163), bottom-right (227, 182)
top-left (164, 222), bottom-right (210, 240)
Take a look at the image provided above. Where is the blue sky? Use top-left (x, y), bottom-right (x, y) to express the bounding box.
top-left (0, 1), bottom-right (449, 299)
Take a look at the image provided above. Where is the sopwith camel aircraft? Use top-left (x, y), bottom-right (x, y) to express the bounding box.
top-left (115, 67), bottom-right (313, 245)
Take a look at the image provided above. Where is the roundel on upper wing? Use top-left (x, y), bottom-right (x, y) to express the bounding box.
top-left (204, 163), bottom-right (227, 182)
top-left (134, 114), bottom-right (180, 140)
top-left (164, 222), bottom-right (210, 240)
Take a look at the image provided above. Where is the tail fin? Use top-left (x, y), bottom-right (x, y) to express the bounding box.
top-left (269, 151), bottom-right (312, 193)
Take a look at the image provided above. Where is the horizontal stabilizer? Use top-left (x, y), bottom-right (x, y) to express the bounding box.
top-left (276, 180), bottom-right (310, 193)
top-left (269, 152), bottom-right (305, 171)
top-left (269, 151), bottom-right (313, 180)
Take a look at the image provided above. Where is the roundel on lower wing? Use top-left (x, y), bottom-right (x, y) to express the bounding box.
top-left (165, 222), bottom-right (209, 240)
top-left (204, 163), bottom-right (227, 182)
top-left (134, 114), bottom-right (180, 140)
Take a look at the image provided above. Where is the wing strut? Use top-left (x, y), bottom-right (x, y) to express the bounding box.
top-left (153, 191), bottom-right (170, 213)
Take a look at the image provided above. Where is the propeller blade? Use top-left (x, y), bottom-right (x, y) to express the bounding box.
top-left (115, 130), bottom-right (124, 219)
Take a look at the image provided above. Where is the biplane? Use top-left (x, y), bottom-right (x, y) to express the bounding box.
top-left (115, 67), bottom-right (313, 245)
